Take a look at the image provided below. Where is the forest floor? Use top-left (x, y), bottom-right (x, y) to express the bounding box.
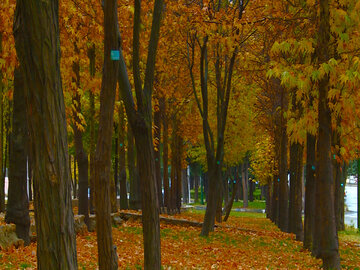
top-left (0, 210), bottom-right (359, 269)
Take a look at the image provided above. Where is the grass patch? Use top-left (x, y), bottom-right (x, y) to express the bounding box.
top-left (189, 199), bottom-right (265, 209)
top-left (339, 226), bottom-right (360, 242)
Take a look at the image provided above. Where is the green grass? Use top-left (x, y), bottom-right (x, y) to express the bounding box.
top-left (188, 208), bottom-right (265, 218)
top-left (189, 199), bottom-right (265, 209)
top-left (339, 226), bottom-right (360, 242)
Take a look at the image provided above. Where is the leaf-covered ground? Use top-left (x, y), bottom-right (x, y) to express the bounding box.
top-left (1, 210), bottom-right (359, 269)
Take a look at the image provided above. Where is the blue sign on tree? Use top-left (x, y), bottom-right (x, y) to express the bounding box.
top-left (110, 50), bottom-right (120, 60)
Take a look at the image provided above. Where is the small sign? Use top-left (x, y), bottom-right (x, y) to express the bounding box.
top-left (312, 165), bottom-right (316, 171)
top-left (120, 143), bottom-right (123, 147)
top-left (111, 50), bottom-right (120, 60)
top-left (216, 161), bottom-right (220, 165)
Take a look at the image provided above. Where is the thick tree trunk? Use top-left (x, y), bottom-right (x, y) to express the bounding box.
top-left (313, 2), bottom-right (340, 268)
top-left (304, 133), bottom-right (316, 251)
top-left (201, 164), bottom-right (221, 236)
top-left (133, 122), bottom-right (161, 269)
top-left (119, 104), bottom-right (128, 210)
top-left (154, 104), bottom-right (163, 208)
top-left (93, 0), bottom-right (120, 268)
top-left (13, 0), bottom-right (78, 267)
top-left (5, 67), bottom-right (30, 245)
top-left (288, 142), bottom-right (304, 240)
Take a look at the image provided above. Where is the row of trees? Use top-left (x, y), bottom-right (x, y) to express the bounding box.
top-left (1, 0), bottom-right (360, 269)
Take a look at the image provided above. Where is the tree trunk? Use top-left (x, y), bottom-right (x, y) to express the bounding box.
top-left (73, 156), bottom-right (77, 199)
top-left (182, 168), bottom-right (189, 204)
top-left (304, 133), bottom-right (316, 251)
top-left (175, 136), bottom-right (182, 213)
top-left (201, 165), bottom-right (221, 236)
top-left (194, 174), bottom-right (199, 204)
top-left (114, 124), bottom-right (119, 205)
top-left (242, 164), bottom-right (248, 208)
top-left (313, 1), bottom-right (340, 268)
top-left (119, 103), bottom-right (128, 210)
top-left (223, 170), bottom-right (229, 207)
top-left (0, 33), bottom-right (4, 213)
top-left (133, 124), bottom-right (161, 269)
top-left (271, 175), bottom-right (279, 224)
top-left (223, 176), bottom-right (238, 222)
top-left (88, 45), bottom-right (96, 215)
top-left (5, 67), bottom-right (30, 245)
top-left (13, 0), bottom-right (78, 267)
top-left (161, 99), bottom-right (169, 210)
top-left (94, 0), bottom-right (120, 268)
top-left (288, 142), bottom-right (304, 240)
top-left (278, 94), bottom-right (289, 232)
top-left (264, 183), bottom-right (271, 218)
top-left (117, 0), bottom-right (164, 265)
top-left (154, 103), bottom-right (163, 208)
top-left (28, 155), bottom-right (32, 201)
top-left (333, 140), bottom-right (345, 231)
top-left (72, 56), bottom-right (89, 226)
top-left (128, 125), bottom-right (141, 210)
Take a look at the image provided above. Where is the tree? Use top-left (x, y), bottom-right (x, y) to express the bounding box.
top-left (93, 0), bottom-right (120, 268)
top-left (13, 0), bottom-right (78, 268)
top-left (117, 0), bottom-right (164, 267)
top-left (5, 67), bottom-right (30, 245)
top-left (313, 0), bottom-right (341, 268)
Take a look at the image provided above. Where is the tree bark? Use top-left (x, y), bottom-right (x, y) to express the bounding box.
top-left (161, 98), bottom-right (170, 210)
top-left (0, 33), bottom-right (4, 213)
top-left (242, 163), bottom-right (248, 208)
top-left (94, 0), bottom-right (120, 268)
top-left (288, 141), bottom-right (304, 240)
top-left (271, 175), bottom-right (279, 224)
top-left (5, 67), bottom-right (30, 245)
top-left (117, 0), bottom-right (164, 265)
top-left (278, 89), bottom-right (289, 232)
top-left (71, 53), bottom-right (89, 226)
top-left (182, 168), bottom-right (189, 204)
top-left (304, 135), bottom-right (316, 250)
top-left (128, 125), bottom-right (141, 210)
top-left (88, 45), bottom-right (96, 215)
top-left (154, 103), bottom-right (163, 208)
top-left (13, 0), bottom-right (78, 267)
top-left (119, 103), bottom-right (128, 210)
top-left (313, 1), bottom-right (340, 268)
top-left (73, 156), bottom-right (77, 199)
top-left (223, 174), bottom-right (238, 222)
top-left (194, 174), bottom-right (199, 203)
